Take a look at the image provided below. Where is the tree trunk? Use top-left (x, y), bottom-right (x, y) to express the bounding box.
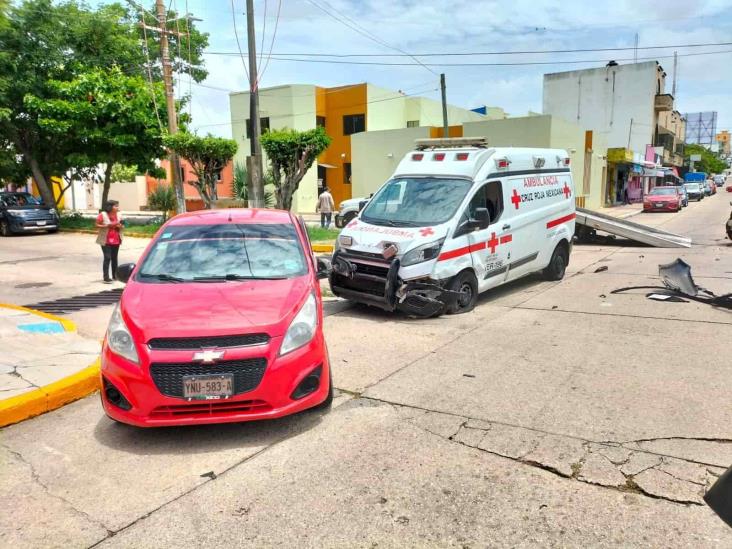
top-left (101, 163), bottom-right (113, 208)
top-left (26, 155), bottom-right (56, 207)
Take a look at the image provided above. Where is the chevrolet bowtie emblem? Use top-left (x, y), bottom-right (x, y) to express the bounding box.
top-left (193, 350), bottom-right (225, 363)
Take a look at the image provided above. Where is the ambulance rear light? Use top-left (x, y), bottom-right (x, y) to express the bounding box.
top-left (433, 153), bottom-right (446, 161)
top-left (412, 153), bottom-right (424, 161)
top-left (455, 152), bottom-right (469, 161)
top-left (564, 157), bottom-right (571, 166)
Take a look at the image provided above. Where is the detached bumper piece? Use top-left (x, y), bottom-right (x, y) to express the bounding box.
top-left (330, 250), bottom-right (459, 317)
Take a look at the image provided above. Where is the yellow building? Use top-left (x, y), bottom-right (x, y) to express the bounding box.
top-left (717, 130), bottom-right (731, 156)
top-left (229, 83), bottom-right (488, 212)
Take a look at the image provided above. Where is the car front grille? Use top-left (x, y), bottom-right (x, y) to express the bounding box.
top-left (149, 399), bottom-right (271, 418)
top-left (149, 358), bottom-right (267, 398)
top-left (148, 334), bottom-right (270, 350)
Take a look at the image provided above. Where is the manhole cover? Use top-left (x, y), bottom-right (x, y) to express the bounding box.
top-left (25, 289), bottom-right (123, 315)
top-left (15, 282), bottom-right (53, 289)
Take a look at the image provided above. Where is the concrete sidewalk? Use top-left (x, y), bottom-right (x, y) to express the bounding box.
top-left (0, 305), bottom-right (101, 427)
top-left (594, 203), bottom-right (644, 219)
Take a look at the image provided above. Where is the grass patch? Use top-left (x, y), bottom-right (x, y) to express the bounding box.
top-left (307, 226), bottom-right (339, 242)
top-left (60, 214), bottom-right (162, 237)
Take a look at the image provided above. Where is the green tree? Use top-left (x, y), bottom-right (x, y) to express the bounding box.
top-left (685, 144), bottom-right (727, 175)
top-left (25, 67), bottom-right (169, 206)
top-left (232, 161), bottom-right (275, 207)
top-left (164, 133), bottom-right (238, 209)
top-left (111, 164), bottom-right (139, 183)
top-left (0, 0), bottom-right (209, 206)
top-left (260, 127), bottom-right (332, 210)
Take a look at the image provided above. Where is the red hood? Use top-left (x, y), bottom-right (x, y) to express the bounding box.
top-left (120, 275), bottom-right (311, 341)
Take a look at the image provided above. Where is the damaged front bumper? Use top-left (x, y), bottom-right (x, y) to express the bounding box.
top-left (329, 250), bottom-right (460, 317)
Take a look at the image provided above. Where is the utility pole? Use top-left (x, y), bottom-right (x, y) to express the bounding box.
top-left (627, 117), bottom-right (633, 149)
top-left (672, 51), bottom-right (678, 97)
top-left (246, 0), bottom-right (264, 208)
top-left (155, 0), bottom-right (186, 214)
top-left (440, 73), bottom-right (449, 138)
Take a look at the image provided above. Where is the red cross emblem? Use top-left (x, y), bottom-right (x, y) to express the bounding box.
top-left (511, 189), bottom-right (521, 209)
top-left (487, 232), bottom-right (499, 254)
top-left (419, 227), bottom-right (434, 237)
top-left (562, 182), bottom-right (572, 199)
top-left (347, 219), bottom-right (358, 228)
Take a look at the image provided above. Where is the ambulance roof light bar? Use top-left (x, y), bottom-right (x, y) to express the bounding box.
top-left (414, 137), bottom-right (489, 150)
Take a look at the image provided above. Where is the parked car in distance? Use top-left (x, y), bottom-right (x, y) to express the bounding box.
top-left (101, 208), bottom-right (334, 427)
top-left (703, 181), bottom-right (713, 196)
top-left (643, 187), bottom-right (682, 212)
top-left (0, 192), bottom-right (59, 236)
top-left (334, 195), bottom-right (371, 228)
top-left (672, 184), bottom-right (688, 207)
top-left (714, 174), bottom-right (726, 187)
top-left (684, 183), bottom-right (703, 201)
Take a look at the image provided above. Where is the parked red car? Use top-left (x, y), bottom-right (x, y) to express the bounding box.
top-left (100, 209), bottom-right (333, 427)
top-left (643, 187), bottom-right (682, 212)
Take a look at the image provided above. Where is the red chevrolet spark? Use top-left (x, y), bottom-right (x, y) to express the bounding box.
top-left (100, 209), bottom-right (333, 427)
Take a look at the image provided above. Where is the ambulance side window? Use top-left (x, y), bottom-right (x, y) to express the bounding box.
top-left (464, 181), bottom-right (503, 224)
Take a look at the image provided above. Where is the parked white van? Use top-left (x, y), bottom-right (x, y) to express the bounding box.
top-left (329, 138), bottom-right (576, 317)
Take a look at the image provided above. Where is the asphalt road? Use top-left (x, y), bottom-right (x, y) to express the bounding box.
top-left (1, 192), bottom-right (731, 547)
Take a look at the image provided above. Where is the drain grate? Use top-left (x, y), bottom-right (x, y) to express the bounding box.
top-left (25, 289), bottom-right (123, 315)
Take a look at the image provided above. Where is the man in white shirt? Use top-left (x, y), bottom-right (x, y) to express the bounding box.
top-left (316, 187), bottom-right (335, 229)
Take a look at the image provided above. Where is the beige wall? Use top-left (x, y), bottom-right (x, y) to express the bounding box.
top-left (351, 126), bottom-right (432, 199)
top-left (107, 176), bottom-right (148, 211)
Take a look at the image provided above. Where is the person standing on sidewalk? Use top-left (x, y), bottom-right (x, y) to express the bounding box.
top-left (95, 200), bottom-right (123, 284)
top-left (316, 187), bottom-right (335, 229)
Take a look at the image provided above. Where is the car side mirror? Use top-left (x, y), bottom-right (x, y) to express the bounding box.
top-left (116, 263), bottom-right (135, 283)
top-left (316, 257), bottom-right (332, 280)
top-left (471, 207), bottom-right (491, 230)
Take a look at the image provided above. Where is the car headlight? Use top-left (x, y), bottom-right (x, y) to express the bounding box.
top-left (280, 293), bottom-right (318, 355)
top-left (106, 304), bottom-right (139, 364)
top-left (401, 238), bottom-right (445, 267)
top-left (7, 209), bottom-right (26, 215)
top-left (49, 208), bottom-right (57, 216)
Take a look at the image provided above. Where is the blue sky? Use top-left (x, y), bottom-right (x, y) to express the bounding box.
top-left (164, 0), bottom-right (732, 140)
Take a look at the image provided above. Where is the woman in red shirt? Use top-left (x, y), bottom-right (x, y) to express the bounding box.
top-left (95, 200), bottom-right (123, 283)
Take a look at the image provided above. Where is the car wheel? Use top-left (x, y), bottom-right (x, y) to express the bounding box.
top-left (446, 270), bottom-right (478, 314)
top-left (312, 369), bottom-right (333, 411)
top-left (0, 219), bottom-right (12, 237)
top-left (543, 242), bottom-right (568, 281)
top-left (47, 228), bottom-right (59, 234)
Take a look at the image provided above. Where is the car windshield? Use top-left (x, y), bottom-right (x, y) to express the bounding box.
top-left (1, 193), bottom-right (42, 207)
top-left (360, 177), bottom-right (473, 227)
top-left (137, 223), bottom-right (308, 282)
top-left (684, 184), bottom-right (699, 190)
top-left (649, 188), bottom-right (676, 195)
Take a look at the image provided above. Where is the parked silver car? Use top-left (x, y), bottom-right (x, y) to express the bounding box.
top-left (684, 183), bottom-right (703, 201)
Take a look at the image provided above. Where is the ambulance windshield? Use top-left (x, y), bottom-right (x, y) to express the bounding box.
top-left (360, 177), bottom-right (472, 227)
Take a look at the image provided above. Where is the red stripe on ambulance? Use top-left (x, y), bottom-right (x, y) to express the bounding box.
top-left (546, 213), bottom-right (576, 229)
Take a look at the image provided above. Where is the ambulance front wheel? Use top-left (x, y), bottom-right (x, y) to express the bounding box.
top-left (544, 242), bottom-right (568, 281)
top-left (446, 270), bottom-right (478, 314)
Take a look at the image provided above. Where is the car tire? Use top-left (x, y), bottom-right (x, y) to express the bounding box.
top-left (543, 242), bottom-right (568, 281)
top-left (312, 369), bottom-right (333, 411)
top-left (446, 270), bottom-right (478, 314)
top-left (47, 228), bottom-right (59, 234)
top-left (0, 219), bottom-right (13, 237)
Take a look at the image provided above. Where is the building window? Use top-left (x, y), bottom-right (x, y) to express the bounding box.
top-left (343, 114), bottom-right (365, 136)
top-left (406, 120), bottom-right (419, 128)
top-left (316, 116), bottom-right (326, 128)
top-left (245, 117), bottom-right (270, 139)
top-left (344, 163), bottom-right (352, 185)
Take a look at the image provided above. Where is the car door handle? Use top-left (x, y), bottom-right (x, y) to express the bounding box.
top-left (502, 224), bottom-right (511, 230)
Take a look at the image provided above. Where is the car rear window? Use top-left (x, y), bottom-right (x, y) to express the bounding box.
top-left (649, 188), bottom-right (676, 195)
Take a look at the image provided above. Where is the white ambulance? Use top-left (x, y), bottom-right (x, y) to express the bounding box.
top-left (329, 138), bottom-right (576, 317)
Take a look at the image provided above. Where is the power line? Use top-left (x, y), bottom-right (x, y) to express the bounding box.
top-left (137, 4), bottom-right (164, 131)
top-left (229, 0), bottom-right (250, 84)
top-left (257, 0), bottom-right (267, 70)
top-left (184, 0), bottom-right (193, 118)
top-left (205, 40), bottom-right (732, 59)
top-left (204, 48), bottom-right (732, 67)
top-left (303, 0), bottom-right (438, 76)
top-left (257, 0), bottom-right (282, 83)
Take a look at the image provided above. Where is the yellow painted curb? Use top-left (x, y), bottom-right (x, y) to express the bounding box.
top-left (0, 360), bottom-right (100, 428)
top-left (0, 303), bottom-right (76, 332)
top-left (0, 304), bottom-right (100, 428)
top-left (312, 244), bottom-right (334, 253)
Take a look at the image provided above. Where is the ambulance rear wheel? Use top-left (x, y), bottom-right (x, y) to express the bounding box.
top-left (446, 270), bottom-right (478, 314)
top-left (544, 243), bottom-right (568, 281)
